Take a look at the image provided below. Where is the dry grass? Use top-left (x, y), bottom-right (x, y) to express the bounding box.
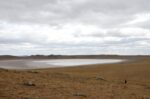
top-left (0, 57), bottom-right (150, 99)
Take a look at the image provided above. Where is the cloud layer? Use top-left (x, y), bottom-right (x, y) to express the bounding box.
top-left (0, 0), bottom-right (150, 55)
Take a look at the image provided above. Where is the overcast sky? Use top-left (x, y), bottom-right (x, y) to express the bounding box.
top-left (0, 0), bottom-right (150, 55)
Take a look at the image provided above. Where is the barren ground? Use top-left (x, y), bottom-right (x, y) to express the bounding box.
top-left (0, 57), bottom-right (150, 99)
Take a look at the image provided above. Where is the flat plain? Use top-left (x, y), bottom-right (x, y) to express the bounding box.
top-left (0, 56), bottom-right (150, 99)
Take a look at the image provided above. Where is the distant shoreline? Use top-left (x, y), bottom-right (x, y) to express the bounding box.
top-left (0, 55), bottom-right (148, 70)
top-left (0, 55), bottom-right (149, 60)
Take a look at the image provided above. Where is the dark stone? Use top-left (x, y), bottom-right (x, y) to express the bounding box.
top-left (24, 81), bottom-right (36, 86)
top-left (125, 80), bottom-right (127, 84)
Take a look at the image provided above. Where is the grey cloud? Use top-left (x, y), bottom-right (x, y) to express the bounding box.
top-left (1, 0), bottom-right (150, 25)
top-left (0, 0), bottom-right (150, 55)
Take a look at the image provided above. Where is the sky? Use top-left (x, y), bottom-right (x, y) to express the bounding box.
top-left (0, 0), bottom-right (150, 55)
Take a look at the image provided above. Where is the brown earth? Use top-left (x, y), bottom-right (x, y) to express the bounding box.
top-left (0, 57), bottom-right (150, 99)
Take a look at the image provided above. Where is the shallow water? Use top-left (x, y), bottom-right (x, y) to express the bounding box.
top-left (0, 59), bottom-right (124, 69)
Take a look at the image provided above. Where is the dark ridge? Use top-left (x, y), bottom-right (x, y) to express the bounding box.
top-left (0, 55), bottom-right (19, 60)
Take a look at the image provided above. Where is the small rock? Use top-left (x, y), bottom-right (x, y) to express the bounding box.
top-left (21, 96), bottom-right (30, 99)
top-left (24, 81), bottom-right (36, 86)
top-left (73, 92), bottom-right (87, 97)
top-left (96, 76), bottom-right (105, 81)
top-left (27, 71), bottom-right (39, 73)
top-left (125, 80), bottom-right (127, 84)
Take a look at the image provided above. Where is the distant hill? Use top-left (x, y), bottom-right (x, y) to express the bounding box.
top-left (0, 55), bottom-right (150, 60)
